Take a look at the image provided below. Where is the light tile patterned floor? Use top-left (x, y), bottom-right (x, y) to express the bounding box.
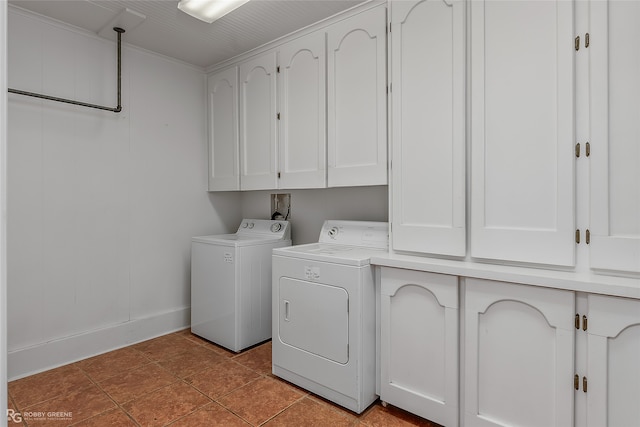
top-left (7, 330), bottom-right (442, 426)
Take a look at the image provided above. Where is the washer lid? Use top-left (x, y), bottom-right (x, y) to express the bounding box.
top-left (192, 234), bottom-right (286, 247)
top-left (192, 219), bottom-right (291, 246)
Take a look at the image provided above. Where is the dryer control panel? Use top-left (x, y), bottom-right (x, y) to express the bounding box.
top-left (318, 220), bottom-right (388, 249)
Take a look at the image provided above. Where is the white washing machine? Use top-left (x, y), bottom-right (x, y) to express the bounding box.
top-left (191, 219), bottom-right (291, 352)
top-left (272, 220), bottom-right (388, 413)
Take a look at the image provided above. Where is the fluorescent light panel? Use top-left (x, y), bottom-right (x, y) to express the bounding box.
top-left (178, 0), bottom-right (250, 23)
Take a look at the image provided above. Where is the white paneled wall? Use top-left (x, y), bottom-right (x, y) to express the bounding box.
top-left (1, 0), bottom-right (8, 422)
top-left (6, 8), bottom-right (240, 379)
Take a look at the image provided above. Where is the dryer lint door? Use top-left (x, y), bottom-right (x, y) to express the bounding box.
top-left (278, 278), bottom-right (349, 364)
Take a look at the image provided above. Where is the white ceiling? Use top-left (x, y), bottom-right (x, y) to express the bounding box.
top-left (8, 0), bottom-right (367, 68)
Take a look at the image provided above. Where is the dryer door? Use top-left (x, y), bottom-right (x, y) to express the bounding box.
top-left (278, 278), bottom-right (349, 364)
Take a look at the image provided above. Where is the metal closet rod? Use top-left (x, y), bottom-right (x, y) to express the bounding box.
top-left (8, 27), bottom-right (125, 113)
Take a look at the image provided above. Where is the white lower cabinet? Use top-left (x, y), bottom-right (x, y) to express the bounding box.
top-left (378, 268), bottom-right (640, 427)
top-left (379, 268), bottom-right (459, 427)
top-left (464, 279), bottom-right (575, 427)
top-left (586, 294), bottom-right (640, 427)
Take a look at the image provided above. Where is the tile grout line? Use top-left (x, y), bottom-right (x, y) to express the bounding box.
top-left (12, 334), bottom-right (421, 427)
top-left (75, 343), bottom-right (220, 427)
top-left (10, 366), bottom-right (99, 421)
top-left (73, 361), bottom-right (143, 427)
top-left (78, 340), bottom-right (217, 427)
top-left (7, 392), bottom-right (28, 427)
top-left (205, 370), bottom-right (273, 426)
top-left (256, 392), bottom-right (308, 427)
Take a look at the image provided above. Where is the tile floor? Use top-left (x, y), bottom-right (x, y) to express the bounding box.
top-left (7, 330), bottom-right (442, 427)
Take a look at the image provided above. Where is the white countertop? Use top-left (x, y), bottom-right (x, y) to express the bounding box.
top-left (371, 253), bottom-right (640, 300)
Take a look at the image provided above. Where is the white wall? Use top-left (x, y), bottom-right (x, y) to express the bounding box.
top-left (240, 186), bottom-right (388, 245)
top-left (1, 0), bottom-right (9, 424)
top-left (6, 7), bottom-right (241, 380)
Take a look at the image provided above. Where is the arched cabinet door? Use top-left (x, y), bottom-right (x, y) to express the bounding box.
top-left (470, 0), bottom-right (575, 266)
top-left (587, 294), bottom-right (640, 427)
top-left (380, 268), bottom-right (459, 427)
top-left (326, 6), bottom-right (387, 187)
top-left (207, 67), bottom-right (239, 191)
top-left (464, 279), bottom-right (575, 427)
top-left (239, 51), bottom-right (278, 191)
top-left (390, 0), bottom-right (466, 257)
top-left (277, 31), bottom-right (326, 189)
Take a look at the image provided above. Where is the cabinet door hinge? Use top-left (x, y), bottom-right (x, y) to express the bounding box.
top-left (585, 33), bottom-right (590, 48)
top-left (577, 142), bottom-right (591, 158)
top-left (576, 229), bottom-right (581, 244)
top-left (575, 375), bottom-right (588, 392)
top-left (277, 172), bottom-right (281, 179)
top-left (277, 66), bottom-right (280, 73)
top-left (575, 35), bottom-right (580, 51)
top-left (575, 313), bottom-right (588, 330)
top-left (388, 23), bottom-right (391, 33)
top-left (586, 229), bottom-right (590, 245)
top-left (277, 112), bottom-right (281, 120)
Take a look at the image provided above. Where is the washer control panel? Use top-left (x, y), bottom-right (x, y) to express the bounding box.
top-left (237, 219), bottom-right (290, 239)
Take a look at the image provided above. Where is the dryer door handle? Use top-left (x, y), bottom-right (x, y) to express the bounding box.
top-left (284, 300), bottom-right (290, 321)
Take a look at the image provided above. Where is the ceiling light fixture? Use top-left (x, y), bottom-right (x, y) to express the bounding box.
top-left (178, 0), bottom-right (250, 23)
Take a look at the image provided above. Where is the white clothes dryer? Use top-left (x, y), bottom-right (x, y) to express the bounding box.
top-left (191, 219), bottom-right (291, 352)
top-left (272, 220), bottom-right (388, 413)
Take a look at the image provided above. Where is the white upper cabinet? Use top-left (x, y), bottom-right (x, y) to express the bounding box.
top-left (239, 51), bottom-right (278, 191)
top-left (207, 67), bottom-right (240, 191)
top-left (208, 4), bottom-right (387, 192)
top-left (589, 0), bottom-right (640, 274)
top-left (390, 0), bottom-right (465, 257)
top-left (278, 31), bottom-right (326, 189)
top-left (470, 0), bottom-right (576, 266)
top-left (327, 6), bottom-right (387, 187)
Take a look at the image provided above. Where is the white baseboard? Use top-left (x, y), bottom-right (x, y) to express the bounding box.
top-left (8, 307), bottom-right (190, 381)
